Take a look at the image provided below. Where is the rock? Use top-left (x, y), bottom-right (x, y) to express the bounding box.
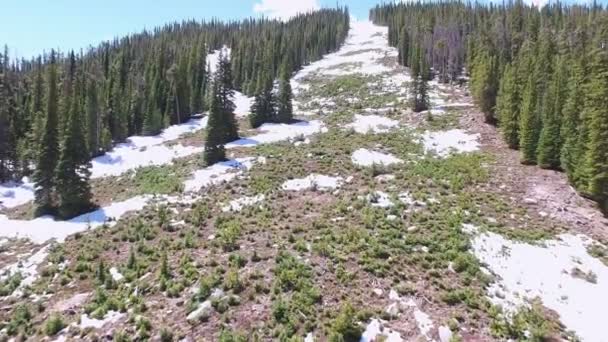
top-left (373, 288), bottom-right (384, 296)
top-left (407, 226), bottom-right (418, 232)
top-left (438, 326), bottom-right (453, 342)
top-left (186, 300), bottom-right (212, 324)
top-left (523, 198), bottom-right (538, 205)
top-left (385, 302), bottom-right (399, 316)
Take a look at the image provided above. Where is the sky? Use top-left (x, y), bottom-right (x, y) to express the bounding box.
top-left (1, 0), bottom-right (600, 59)
top-left (0, 0), bottom-right (379, 59)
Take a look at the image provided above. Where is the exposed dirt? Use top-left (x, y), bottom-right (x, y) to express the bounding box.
top-left (451, 87), bottom-right (608, 242)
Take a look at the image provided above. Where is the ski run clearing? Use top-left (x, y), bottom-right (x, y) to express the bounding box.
top-left (0, 18), bottom-right (606, 342)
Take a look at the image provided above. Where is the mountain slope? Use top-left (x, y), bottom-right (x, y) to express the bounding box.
top-left (0, 18), bottom-right (607, 342)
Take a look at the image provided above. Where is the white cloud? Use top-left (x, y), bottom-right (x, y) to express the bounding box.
top-left (253, 0), bottom-right (320, 20)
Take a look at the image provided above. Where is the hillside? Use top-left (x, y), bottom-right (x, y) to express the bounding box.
top-left (0, 5), bottom-right (608, 342)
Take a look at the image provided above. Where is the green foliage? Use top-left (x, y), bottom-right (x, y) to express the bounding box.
top-left (43, 314), bottom-right (65, 336)
top-left (496, 63), bottom-right (520, 148)
top-left (216, 217), bottom-right (242, 251)
top-left (33, 51), bottom-right (59, 216)
top-left (328, 303), bottom-right (363, 342)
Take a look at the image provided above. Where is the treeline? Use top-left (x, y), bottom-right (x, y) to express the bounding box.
top-left (0, 8), bottom-right (350, 183)
top-left (371, 1), bottom-right (608, 212)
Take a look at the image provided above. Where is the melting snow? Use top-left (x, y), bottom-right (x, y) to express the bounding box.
top-left (109, 267), bottom-right (124, 282)
top-left (0, 246), bottom-right (50, 296)
top-left (0, 196), bottom-right (151, 244)
top-left (282, 174), bottom-right (343, 191)
top-left (227, 120), bottom-right (326, 148)
top-left (361, 319), bottom-right (403, 342)
top-left (466, 225), bottom-right (608, 342)
top-left (234, 91), bottom-right (253, 118)
top-left (351, 148), bottom-right (402, 167)
top-left (183, 158), bottom-right (257, 193)
top-left (222, 195), bottom-right (265, 212)
top-left (366, 191), bottom-right (394, 208)
top-left (0, 177), bottom-right (35, 209)
top-left (206, 46), bottom-right (231, 74)
top-left (421, 129), bottom-right (480, 157)
top-left (346, 114), bottom-right (399, 134)
top-left (292, 20), bottom-right (397, 91)
top-left (79, 310), bottom-right (124, 329)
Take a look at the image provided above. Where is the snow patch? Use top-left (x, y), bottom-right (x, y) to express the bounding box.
top-left (421, 129), bottom-right (480, 157)
top-left (183, 158), bottom-right (257, 193)
top-left (227, 120), bottom-right (326, 148)
top-left (234, 91), bottom-right (254, 118)
top-left (0, 246), bottom-right (49, 296)
top-left (351, 148), bottom-right (402, 167)
top-left (282, 174), bottom-right (343, 191)
top-left (0, 177), bottom-right (35, 209)
top-left (0, 195), bottom-right (150, 244)
top-left (291, 20), bottom-right (397, 91)
top-left (109, 267), bottom-right (124, 282)
top-left (206, 46), bottom-right (231, 74)
top-left (467, 226), bottom-right (608, 342)
top-left (361, 318), bottom-right (403, 342)
top-left (79, 310), bottom-right (124, 329)
top-left (222, 195), bottom-right (265, 212)
top-left (365, 191), bottom-right (394, 208)
top-left (346, 114), bottom-right (399, 134)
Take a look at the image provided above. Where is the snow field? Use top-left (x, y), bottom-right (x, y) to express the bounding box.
top-left (465, 224), bottom-right (608, 342)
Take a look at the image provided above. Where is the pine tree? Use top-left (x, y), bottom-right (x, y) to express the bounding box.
top-left (0, 48), bottom-right (13, 182)
top-left (409, 48), bottom-right (429, 113)
top-left (215, 52), bottom-right (239, 143)
top-left (581, 47), bottom-right (608, 211)
top-left (86, 79), bottom-right (101, 156)
top-left (496, 63), bottom-right (520, 148)
top-left (560, 58), bottom-right (586, 184)
top-left (471, 51), bottom-right (498, 124)
top-left (203, 81), bottom-right (227, 166)
top-left (276, 60), bottom-right (294, 124)
top-left (537, 56), bottom-right (566, 169)
top-left (55, 91), bottom-right (94, 219)
top-left (34, 51), bottom-right (60, 216)
top-left (398, 26), bottom-right (410, 67)
top-left (519, 71), bottom-right (540, 165)
top-left (249, 90), bottom-right (275, 128)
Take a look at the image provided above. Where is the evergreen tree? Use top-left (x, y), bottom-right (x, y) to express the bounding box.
top-left (276, 60), bottom-right (294, 124)
top-left (560, 58), bottom-right (586, 184)
top-left (471, 51), bottom-right (498, 123)
top-left (409, 47), bottom-right (429, 113)
top-left (33, 51), bottom-right (60, 216)
top-left (215, 52), bottom-right (239, 143)
top-left (249, 90), bottom-right (275, 128)
top-left (581, 47), bottom-right (608, 211)
top-left (496, 63), bottom-right (520, 148)
top-left (55, 91), bottom-right (94, 219)
top-left (86, 79), bottom-right (101, 156)
top-left (203, 81), bottom-right (227, 166)
top-left (519, 72), bottom-right (540, 165)
top-left (537, 56), bottom-right (566, 169)
top-left (398, 26), bottom-right (410, 67)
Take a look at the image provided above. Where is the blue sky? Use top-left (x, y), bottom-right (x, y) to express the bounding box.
top-left (2, 0), bottom-right (602, 59)
top-left (1, 0), bottom-right (379, 59)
